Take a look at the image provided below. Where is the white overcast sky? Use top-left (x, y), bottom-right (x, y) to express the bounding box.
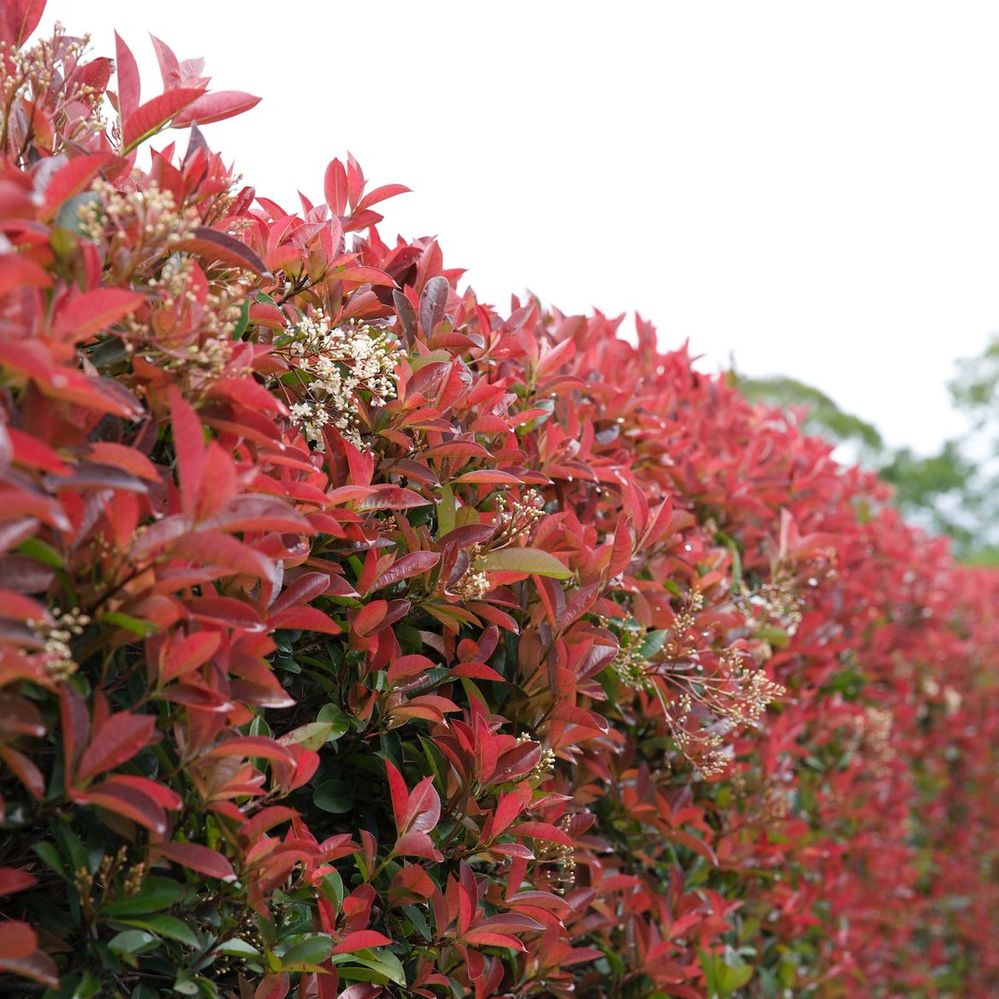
top-left (40, 1), bottom-right (999, 455)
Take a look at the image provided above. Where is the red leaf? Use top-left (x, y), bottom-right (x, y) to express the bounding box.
top-left (323, 159), bottom-right (348, 216)
top-left (386, 762), bottom-right (443, 862)
top-left (176, 227), bottom-right (269, 275)
top-left (269, 572), bottom-right (331, 615)
top-left (170, 531), bottom-right (277, 585)
top-left (511, 821), bottom-right (574, 848)
top-left (149, 35), bottom-right (181, 90)
top-left (0, 693), bottom-right (44, 738)
top-left (76, 711), bottom-right (157, 784)
top-left (0, 254), bottom-right (51, 297)
top-left (255, 975), bottom-right (290, 999)
top-left (370, 551), bottom-right (440, 591)
top-left (357, 486), bottom-right (429, 511)
top-left (154, 841), bottom-right (235, 881)
top-left (187, 595), bottom-right (265, 632)
top-left (353, 600), bottom-right (387, 637)
top-left (535, 336), bottom-right (577, 381)
top-left (85, 442), bottom-right (160, 482)
top-left (387, 654), bottom-right (435, 684)
top-left (71, 780), bottom-right (167, 834)
top-left (451, 470), bottom-right (523, 485)
top-left (332, 930), bottom-right (394, 954)
top-left (238, 806), bottom-right (298, 842)
top-left (206, 736), bottom-right (295, 764)
top-left (461, 929), bottom-right (526, 951)
top-left (451, 662), bottom-right (503, 681)
top-left (169, 386), bottom-right (205, 518)
top-left (160, 631), bottom-right (221, 683)
top-left (0, 947), bottom-right (59, 989)
top-left (331, 264), bottom-right (395, 288)
top-left (199, 496), bottom-right (312, 534)
top-left (172, 90), bottom-right (261, 127)
top-left (269, 606), bottom-right (342, 635)
top-left (457, 861), bottom-right (476, 935)
top-left (0, 746), bottom-right (44, 799)
top-left (389, 864), bottom-right (436, 903)
top-left (0, 0), bottom-right (44, 47)
top-left (104, 775), bottom-right (182, 810)
top-left (114, 32), bottom-right (141, 124)
top-left (0, 867), bottom-right (36, 897)
top-left (50, 288), bottom-right (145, 342)
top-left (207, 377), bottom-right (287, 414)
top-left (41, 152), bottom-right (115, 221)
top-left (384, 757), bottom-right (409, 832)
top-left (59, 684), bottom-right (90, 782)
top-left (489, 786), bottom-right (531, 839)
top-left (670, 829), bottom-right (718, 866)
top-left (0, 920), bottom-right (36, 960)
top-left (123, 88), bottom-right (204, 152)
top-left (356, 183), bottom-right (411, 213)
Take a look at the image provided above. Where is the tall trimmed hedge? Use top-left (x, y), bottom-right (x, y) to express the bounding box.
top-left (0, 7), bottom-right (996, 998)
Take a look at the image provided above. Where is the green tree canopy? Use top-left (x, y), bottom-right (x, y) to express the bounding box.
top-left (733, 336), bottom-right (999, 565)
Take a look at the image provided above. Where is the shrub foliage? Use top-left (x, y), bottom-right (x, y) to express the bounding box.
top-left (0, 6), bottom-right (997, 997)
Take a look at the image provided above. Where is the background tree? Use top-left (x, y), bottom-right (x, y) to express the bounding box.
top-left (734, 335), bottom-right (999, 565)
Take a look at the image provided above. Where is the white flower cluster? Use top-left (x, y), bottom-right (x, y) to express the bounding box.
top-left (29, 608), bottom-right (91, 681)
top-left (282, 312), bottom-right (401, 450)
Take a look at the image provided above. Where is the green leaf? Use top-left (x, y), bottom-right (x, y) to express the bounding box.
top-left (15, 536), bottom-right (64, 568)
top-left (313, 778), bottom-right (354, 814)
top-left (754, 625), bottom-right (789, 649)
top-left (53, 824), bottom-right (89, 873)
top-left (332, 948), bottom-right (407, 987)
top-left (402, 904), bottom-right (431, 941)
top-left (437, 484), bottom-right (455, 536)
top-left (232, 297), bottom-right (250, 340)
top-left (216, 938), bottom-right (261, 960)
top-left (108, 929), bottom-right (159, 958)
top-left (700, 949), bottom-right (754, 997)
top-left (279, 933), bottom-right (333, 969)
top-left (49, 971), bottom-right (103, 999)
top-left (409, 349), bottom-right (451, 372)
top-left (116, 914), bottom-right (199, 948)
top-left (33, 841), bottom-right (65, 877)
top-left (717, 961), bottom-right (754, 994)
top-left (316, 704), bottom-right (350, 741)
top-left (319, 870), bottom-right (345, 913)
top-left (637, 629), bottom-right (669, 659)
top-left (102, 877), bottom-right (186, 916)
top-left (102, 611), bottom-right (157, 637)
top-left (281, 721), bottom-right (334, 751)
top-left (477, 548), bottom-right (571, 579)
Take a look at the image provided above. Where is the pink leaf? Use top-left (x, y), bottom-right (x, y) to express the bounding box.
top-left (323, 159), bottom-right (348, 216)
top-left (172, 91), bottom-right (262, 127)
top-left (356, 183), bottom-right (411, 213)
top-left (114, 32), bottom-right (141, 124)
top-left (122, 88), bottom-right (204, 152)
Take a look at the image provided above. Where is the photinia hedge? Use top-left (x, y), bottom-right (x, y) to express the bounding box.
top-left (0, 5), bottom-right (997, 997)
